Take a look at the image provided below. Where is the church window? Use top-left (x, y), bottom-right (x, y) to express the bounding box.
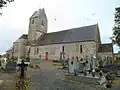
top-left (31, 19), bottom-right (34, 24)
top-left (62, 46), bottom-right (64, 52)
top-left (37, 48), bottom-right (39, 54)
top-left (41, 20), bottom-right (44, 26)
top-left (80, 45), bottom-right (82, 53)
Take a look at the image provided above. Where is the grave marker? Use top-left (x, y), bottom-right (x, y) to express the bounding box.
top-left (17, 60), bottom-right (28, 79)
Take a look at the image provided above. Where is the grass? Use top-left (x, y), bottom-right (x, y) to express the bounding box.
top-left (113, 61), bottom-right (120, 65)
top-left (113, 77), bottom-right (120, 86)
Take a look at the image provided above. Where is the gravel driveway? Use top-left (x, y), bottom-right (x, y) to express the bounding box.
top-left (28, 60), bottom-right (108, 90)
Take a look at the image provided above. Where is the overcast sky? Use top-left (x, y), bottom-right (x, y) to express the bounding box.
top-left (0, 0), bottom-right (120, 53)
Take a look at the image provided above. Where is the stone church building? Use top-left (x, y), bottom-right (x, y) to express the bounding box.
top-left (6, 8), bottom-right (113, 65)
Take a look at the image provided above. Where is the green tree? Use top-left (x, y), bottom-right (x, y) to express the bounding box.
top-left (118, 51), bottom-right (120, 54)
top-left (112, 7), bottom-right (120, 47)
top-left (0, 0), bottom-right (14, 8)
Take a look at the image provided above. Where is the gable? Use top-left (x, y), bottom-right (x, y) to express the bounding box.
top-left (29, 11), bottom-right (38, 20)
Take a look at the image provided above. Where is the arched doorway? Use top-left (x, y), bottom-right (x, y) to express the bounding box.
top-left (45, 52), bottom-right (48, 60)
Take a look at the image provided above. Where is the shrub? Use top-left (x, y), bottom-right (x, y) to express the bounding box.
top-left (95, 68), bottom-right (101, 72)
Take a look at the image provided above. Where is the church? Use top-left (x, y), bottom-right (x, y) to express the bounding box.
top-left (6, 8), bottom-right (113, 65)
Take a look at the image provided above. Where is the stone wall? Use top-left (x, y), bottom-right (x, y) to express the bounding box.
top-left (113, 54), bottom-right (120, 61)
top-left (29, 41), bottom-right (97, 62)
top-left (98, 52), bottom-right (113, 63)
top-left (13, 38), bottom-right (27, 59)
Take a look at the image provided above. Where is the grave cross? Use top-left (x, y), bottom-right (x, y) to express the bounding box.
top-left (17, 60), bottom-right (28, 79)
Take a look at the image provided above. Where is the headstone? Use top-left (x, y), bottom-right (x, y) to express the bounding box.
top-left (68, 59), bottom-right (74, 74)
top-left (4, 61), bottom-right (17, 73)
top-left (76, 60), bottom-right (80, 71)
top-left (102, 57), bottom-right (105, 66)
top-left (97, 76), bottom-right (106, 85)
top-left (92, 56), bottom-right (96, 69)
top-left (90, 60), bottom-right (93, 71)
top-left (79, 61), bottom-right (84, 72)
top-left (85, 61), bottom-right (90, 71)
top-left (92, 69), bottom-right (95, 77)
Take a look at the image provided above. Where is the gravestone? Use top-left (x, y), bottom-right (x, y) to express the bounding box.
top-left (4, 61), bottom-right (17, 73)
top-left (79, 61), bottom-right (84, 72)
top-left (102, 57), bottom-right (105, 66)
top-left (68, 59), bottom-right (74, 74)
top-left (79, 61), bottom-right (83, 71)
top-left (90, 60), bottom-right (93, 71)
top-left (76, 60), bottom-right (80, 71)
top-left (68, 58), bottom-right (79, 74)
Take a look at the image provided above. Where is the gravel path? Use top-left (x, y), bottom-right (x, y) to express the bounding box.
top-left (27, 60), bottom-right (106, 90)
top-left (29, 69), bottom-right (107, 90)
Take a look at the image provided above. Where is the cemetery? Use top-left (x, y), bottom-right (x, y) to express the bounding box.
top-left (0, 54), bottom-right (120, 89)
top-left (57, 55), bottom-right (120, 88)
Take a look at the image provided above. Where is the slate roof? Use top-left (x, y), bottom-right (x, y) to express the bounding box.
top-left (98, 43), bottom-right (113, 52)
top-left (36, 24), bottom-right (97, 46)
top-left (19, 34), bottom-right (28, 39)
top-left (6, 46), bottom-right (13, 52)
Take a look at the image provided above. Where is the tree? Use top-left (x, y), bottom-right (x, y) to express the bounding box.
top-left (0, 55), bottom-right (2, 58)
top-left (112, 7), bottom-right (120, 47)
top-left (118, 51), bottom-right (120, 54)
top-left (0, 0), bottom-right (14, 8)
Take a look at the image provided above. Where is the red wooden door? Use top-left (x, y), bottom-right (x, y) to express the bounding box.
top-left (45, 52), bottom-right (48, 60)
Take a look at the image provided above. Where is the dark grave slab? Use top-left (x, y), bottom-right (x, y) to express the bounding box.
top-left (4, 61), bottom-right (17, 73)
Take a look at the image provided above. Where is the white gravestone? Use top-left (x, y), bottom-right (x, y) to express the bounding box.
top-left (68, 59), bottom-right (79, 74)
top-left (76, 60), bottom-right (80, 71)
top-left (68, 59), bottom-right (74, 74)
top-left (90, 56), bottom-right (96, 70)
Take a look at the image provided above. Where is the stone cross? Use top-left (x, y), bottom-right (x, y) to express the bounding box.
top-left (17, 60), bottom-right (28, 79)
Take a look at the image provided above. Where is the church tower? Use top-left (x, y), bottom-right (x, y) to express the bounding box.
top-left (27, 8), bottom-right (48, 44)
